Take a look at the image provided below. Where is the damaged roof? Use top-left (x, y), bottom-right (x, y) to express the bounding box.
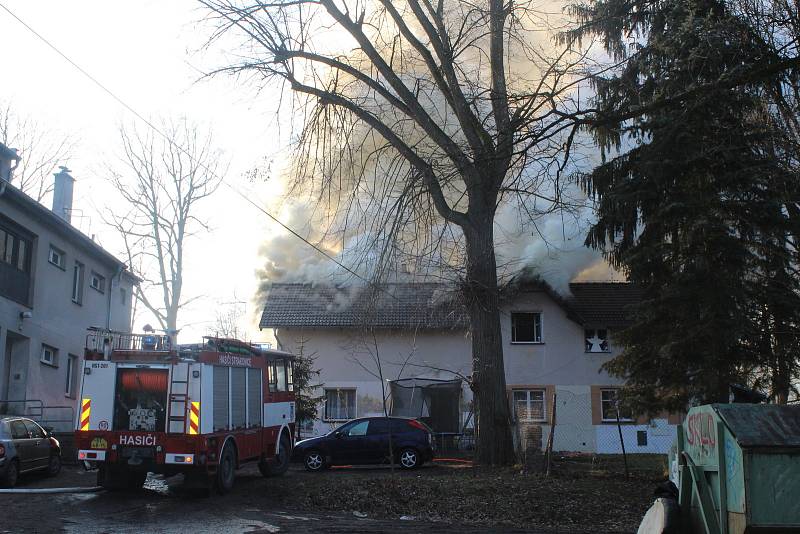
top-left (260, 280), bottom-right (641, 330)
top-left (259, 282), bottom-right (469, 330)
top-left (568, 282), bottom-right (644, 327)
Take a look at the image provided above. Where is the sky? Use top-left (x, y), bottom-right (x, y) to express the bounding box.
top-left (0, 1), bottom-right (622, 344)
top-left (0, 0), bottom-right (293, 343)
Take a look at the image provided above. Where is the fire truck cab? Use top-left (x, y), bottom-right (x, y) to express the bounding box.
top-left (75, 328), bottom-right (295, 493)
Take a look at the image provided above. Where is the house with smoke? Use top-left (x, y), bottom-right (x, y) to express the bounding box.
top-left (260, 278), bottom-right (681, 454)
top-left (0, 143), bottom-right (137, 425)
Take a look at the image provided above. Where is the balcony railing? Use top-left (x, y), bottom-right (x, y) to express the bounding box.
top-left (85, 328), bottom-right (172, 354)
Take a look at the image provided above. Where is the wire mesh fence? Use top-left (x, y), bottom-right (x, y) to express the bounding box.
top-left (513, 389), bottom-right (674, 478)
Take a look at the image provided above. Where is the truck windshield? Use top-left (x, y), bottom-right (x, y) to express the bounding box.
top-left (113, 368), bottom-right (168, 432)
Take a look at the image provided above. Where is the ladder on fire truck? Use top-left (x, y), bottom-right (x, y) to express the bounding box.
top-left (168, 362), bottom-right (191, 434)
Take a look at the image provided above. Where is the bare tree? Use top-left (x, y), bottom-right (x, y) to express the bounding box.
top-left (210, 301), bottom-right (246, 339)
top-left (201, 0), bottom-right (589, 464)
top-left (105, 118), bottom-right (223, 341)
top-left (0, 102), bottom-right (75, 202)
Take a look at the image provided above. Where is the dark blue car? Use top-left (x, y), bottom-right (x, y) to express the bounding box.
top-left (292, 416), bottom-right (435, 471)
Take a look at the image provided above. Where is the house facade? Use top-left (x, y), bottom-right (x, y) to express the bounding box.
top-left (260, 279), bottom-right (679, 454)
top-left (1, 143), bottom-right (137, 423)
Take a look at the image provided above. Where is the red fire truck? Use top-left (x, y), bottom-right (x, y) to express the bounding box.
top-left (74, 328), bottom-right (295, 493)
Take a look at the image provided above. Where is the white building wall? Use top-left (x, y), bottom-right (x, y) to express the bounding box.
top-left (277, 328), bottom-right (472, 438)
top-left (273, 288), bottom-right (677, 453)
top-left (595, 419), bottom-right (677, 454)
top-left (1, 191), bottom-right (135, 420)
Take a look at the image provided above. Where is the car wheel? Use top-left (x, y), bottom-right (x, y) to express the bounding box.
top-left (399, 448), bottom-right (419, 469)
top-left (46, 454), bottom-right (62, 477)
top-left (215, 443), bottom-right (236, 494)
top-left (259, 433), bottom-right (291, 477)
top-left (1, 459), bottom-right (18, 488)
top-left (303, 450), bottom-right (325, 472)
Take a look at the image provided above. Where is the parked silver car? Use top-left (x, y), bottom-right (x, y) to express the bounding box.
top-left (0, 415), bottom-right (62, 487)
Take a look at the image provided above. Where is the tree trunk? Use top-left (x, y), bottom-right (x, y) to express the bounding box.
top-left (463, 219), bottom-right (515, 465)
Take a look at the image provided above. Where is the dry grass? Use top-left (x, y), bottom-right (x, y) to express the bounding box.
top-left (261, 462), bottom-right (661, 532)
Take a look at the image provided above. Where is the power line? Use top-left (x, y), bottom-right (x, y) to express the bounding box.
top-left (0, 1), bottom-right (396, 297)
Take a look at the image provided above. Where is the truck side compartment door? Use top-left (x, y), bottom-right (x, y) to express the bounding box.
top-left (79, 361), bottom-right (116, 431)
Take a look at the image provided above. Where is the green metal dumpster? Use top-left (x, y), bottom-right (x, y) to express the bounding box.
top-left (670, 404), bottom-right (800, 533)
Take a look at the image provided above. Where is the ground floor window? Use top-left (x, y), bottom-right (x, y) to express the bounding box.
top-left (41, 344), bottom-right (58, 367)
top-left (512, 389), bottom-right (546, 421)
top-left (600, 389), bottom-right (633, 422)
top-left (324, 388), bottom-right (356, 421)
top-left (65, 354), bottom-right (77, 397)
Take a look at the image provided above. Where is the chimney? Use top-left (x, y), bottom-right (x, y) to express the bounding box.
top-left (0, 143), bottom-right (20, 183)
top-left (52, 166), bottom-right (74, 223)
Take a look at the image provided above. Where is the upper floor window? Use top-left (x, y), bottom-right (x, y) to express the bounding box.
top-left (90, 271), bottom-right (106, 293)
top-left (600, 389), bottom-right (633, 422)
top-left (511, 312), bottom-right (542, 343)
top-left (72, 261), bottom-right (85, 304)
top-left (48, 245), bottom-right (65, 269)
top-left (0, 224), bottom-right (31, 273)
top-left (0, 220), bottom-right (34, 305)
top-left (585, 329), bottom-right (610, 353)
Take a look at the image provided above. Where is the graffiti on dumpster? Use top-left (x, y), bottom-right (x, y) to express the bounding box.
top-left (686, 411), bottom-right (716, 456)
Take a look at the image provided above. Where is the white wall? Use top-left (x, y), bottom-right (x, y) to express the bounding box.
top-left (0, 193), bottom-right (134, 417)
top-left (595, 419), bottom-right (677, 454)
top-left (275, 287), bottom-right (676, 452)
top-left (277, 328), bottom-right (472, 437)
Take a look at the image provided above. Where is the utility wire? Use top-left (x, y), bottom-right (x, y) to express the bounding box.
top-left (0, 1), bottom-right (400, 299)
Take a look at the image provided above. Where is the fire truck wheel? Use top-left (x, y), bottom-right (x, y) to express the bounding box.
top-left (259, 433), bottom-right (291, 477)
top-left (97, 466), bottom-right (123, 490)
top-left (303, 450), bottom-right (326, 472)
top-left (126, 471), bottom-right (147, 490)
top-left (215, 444), bottom-right (236, 494)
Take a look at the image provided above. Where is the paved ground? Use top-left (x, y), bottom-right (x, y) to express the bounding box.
top-left (1, 465), bottom-right (579, 534)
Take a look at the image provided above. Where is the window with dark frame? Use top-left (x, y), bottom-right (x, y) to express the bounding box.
top-left (324, 388), bottom-right (356, 421)
top-left (511, 312), bottom-right (542, 343)
top-left (512, 389), bottom-right (546, 421)
top-left (65, 354), bottom-right (77, 397)
top-left (585, 328), bottom-right (610, 352)
top-left (600, 389), bottom-right (633, 422)
top-left (0, 224), bottom-right (31, 272)
top-left (0, 221), bottom-right (33, 305)
top-left (72, 261), bottom-right (84, 304)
